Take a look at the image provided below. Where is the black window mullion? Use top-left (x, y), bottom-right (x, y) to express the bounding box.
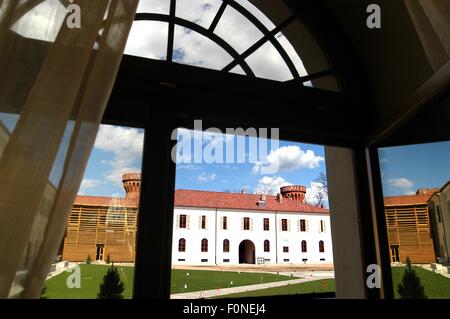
top-left (222, 15), bottom-right (296, 73)
top-left (209, 1), bottom-right (227, 32)
top-left (167, 0), bottom-right (176, 62)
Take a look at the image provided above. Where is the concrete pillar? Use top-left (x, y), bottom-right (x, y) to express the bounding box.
top-left (325, 146), bottom-right (367, 298)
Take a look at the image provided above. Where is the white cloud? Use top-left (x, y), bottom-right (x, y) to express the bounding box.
top-left (94, 125), bottom-right (143, 186)
top-left (404, 190), bottom-right (416, 195)
top-left (305, 182), bottom-right (328, 205)
top-left (253, 145), bottom-right (324, 174)
top-left (124, 0), bottom-right (306, 81)
top-left (198, 172), bottom-right (217, 182)
top-left (254, 176), bottom-right (292, 195)
top-left (78, 179), bottom-right (102, 195)
top-left (177, 164), bottom-right (202, 170)
top-left (385, 178), bottom-right (414, 189)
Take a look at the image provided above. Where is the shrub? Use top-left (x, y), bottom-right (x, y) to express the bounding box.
top-left (86, 255), bottom-right (92, 264)
top-left (97, 265), bottom-right (124, 299)
top-left (398, 257), bottom-right (427, 299)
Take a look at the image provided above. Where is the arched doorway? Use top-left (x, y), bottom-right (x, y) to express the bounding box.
top-left (239, 240), bottom-right (255, 264)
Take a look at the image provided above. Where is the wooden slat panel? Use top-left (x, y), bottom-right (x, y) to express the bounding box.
top-left (385, 204), bottom-right (435, 263)
top-left (62, 204), bottom-right (138, 262)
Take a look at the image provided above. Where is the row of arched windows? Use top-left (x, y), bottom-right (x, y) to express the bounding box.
top-left (178, 239), bottom-right (325, 253)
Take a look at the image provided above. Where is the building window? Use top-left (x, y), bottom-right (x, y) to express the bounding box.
top-left (282, 219), bottom-right (288, 231)
top-left (222, 216), bottom-right (228, 230)
top-left (264, 240), bottom-right (270, 252)
top-left (301, 240), bottom-right (307, 253)
top-left (200, 215), bottom-right (206, 229)
top-left (263, 218), bottom-right (270, 231)
top-left (243, 217), bottom-right (250, 230)
top-left (283, 246), bottom-right (289, 253)
top-left (320, 220), bottom-right (326, 233)
top-left (179, 214), bottom-right (187, 228)
top-left (300, 219), bottom-right (306, 232)
top-left (223, 239), bottom-right (230, 253)
top-left (178, 238), bottom-right (186, 252)
top-left (319, 240), bottom-right (325, 253)
top-left (201, 238), bottom-right (208, 252)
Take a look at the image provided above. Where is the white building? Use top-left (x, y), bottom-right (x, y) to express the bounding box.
top-left (172, 186), bottom-right (333, 265)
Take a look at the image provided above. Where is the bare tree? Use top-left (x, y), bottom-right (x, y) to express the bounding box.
top-left (313, 173), bottom-right (328, 207)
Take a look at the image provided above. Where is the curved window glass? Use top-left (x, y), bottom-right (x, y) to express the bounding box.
top-left (125, 0), bottom-right (337, 87)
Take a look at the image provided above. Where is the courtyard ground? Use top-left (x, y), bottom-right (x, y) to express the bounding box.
top-left (43, 264), bottom-right (294, 299)
top-left (43, 263), bottom-right (450, 299)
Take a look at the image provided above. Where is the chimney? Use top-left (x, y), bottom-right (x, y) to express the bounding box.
top-left (280, 185), bottom-right (307, 204)
top-left (258, 193), bottom-right (266, 207)
top-left (122, 172), bottom-right (141, 200)
top-left (276, 193), bottom-right (283, 203)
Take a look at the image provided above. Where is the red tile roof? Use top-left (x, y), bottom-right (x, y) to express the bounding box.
top-left (74, 190), bottom-right (329, 214)
top-left (384, 194), bottom-right (432, 206)
top-left (174, 189), bottom-right (329, 214)
top-left (74, 195), bottom-right (138, 207)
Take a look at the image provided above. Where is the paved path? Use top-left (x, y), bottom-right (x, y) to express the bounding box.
top-left (170, 275), bottom-right (334, 299)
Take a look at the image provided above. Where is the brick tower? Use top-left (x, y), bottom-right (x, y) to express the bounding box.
top-left (280, 185), bottom-right (307, 203)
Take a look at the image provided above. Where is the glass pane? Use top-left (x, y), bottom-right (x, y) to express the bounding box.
top-left (245, 41), bottom-right (293, 81)
top-left (281, 19), bottom-right (331, 76)
top-left (176, 0), bottom-right (223, 29)
top-left (11, 0), bottom-right (66, 42)
top-left (171, 127), bottom-right (335, 299)
top-left (124, 21), bottom-right (168, 60)
top-left (41, 124), bottom-right (144, 299)
top-left (234, 0), bottom-right (276, 31)
top-left (230, 65), bottom-right (246, 75)
top-left (136, 0), bottom-right (170, 14)
top-left (173, 26), bottom-right (233, 70)
top-left (378, 141), bottom-right (450, 298)
top-left (214, 5), bottom-right (264, 54)
top-left (275, 32), bottom-right (308, 77)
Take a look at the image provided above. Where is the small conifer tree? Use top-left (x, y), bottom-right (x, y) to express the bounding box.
top-left (86, 255), bottom-right (92, 264)
top-left (398, 257), bottom-right (427, 299)
top-left (97, 265), bottom-right (124, 299)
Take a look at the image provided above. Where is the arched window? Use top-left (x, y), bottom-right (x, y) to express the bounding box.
top-left (223, 239), bottom-right (230, 252)
top-left (319, 240), bottom-right (325, 253)
top-left (125, 0), bottom-right (337, 88)
top-left (201, 238), bottom-right (208, 252)
top-left (301, 240), bottom-right (307, 253)
top-left (264, 240), bottom-right (270, 252)
top-left (178, 238), bottom-right (186, 252)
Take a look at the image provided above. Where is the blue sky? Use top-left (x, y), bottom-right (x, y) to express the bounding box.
top-left (379, 141), bottom-right (450, 196)
top-left (78, 125), bottom-right (450, 202)
top-left (79, 125), bottom-right (327, 206)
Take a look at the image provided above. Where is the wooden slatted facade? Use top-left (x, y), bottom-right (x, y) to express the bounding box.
top-left (62, 200), bottom-right (138, 262)
top-left (384, 193), bottom-right (436, 264)
top-left (61, 173), bottom-right (140, 263)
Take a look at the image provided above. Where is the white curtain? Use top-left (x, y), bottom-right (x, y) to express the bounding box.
top-left (0, 0), bottom-right (138, 298)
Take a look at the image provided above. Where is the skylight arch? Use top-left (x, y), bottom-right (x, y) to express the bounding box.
top-left (125, 0), bottom-right (337, 88)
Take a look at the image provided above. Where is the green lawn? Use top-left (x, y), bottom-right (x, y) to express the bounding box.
top-left (44, 264), bottom-right (450, 299)
top-left (217, 279), bottom-right (335, 298)
top-left (218, 266), bottom-right (450, 299)
top-left (171, 269), bottom-right (292, 294)
top-left (43, 265), bottom-right (292, 299)
top-left (43, 264), bottom-right (135, 299)
top-left (391, 266), bottom-right (450, 299)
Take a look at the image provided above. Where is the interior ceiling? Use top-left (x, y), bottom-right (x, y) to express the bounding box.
top-left (110, 0), bottom-right (448, 146)
top-left (323, 0), bottom-right (435, 126)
